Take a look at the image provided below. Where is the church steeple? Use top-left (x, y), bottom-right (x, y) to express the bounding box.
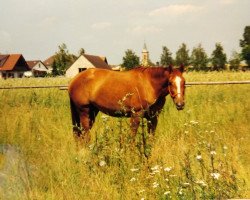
top-left (141, 42), bottom-right (149, 67)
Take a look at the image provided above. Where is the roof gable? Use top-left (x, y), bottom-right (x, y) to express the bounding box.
top-left (0, 54), bottom-right (30, 71)
top-left (83, 54), bottom-right (111, 69)
top-left (27, 60), bottom-right (47, 69)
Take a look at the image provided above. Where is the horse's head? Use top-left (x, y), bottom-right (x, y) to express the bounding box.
top-left (167, 65), bottom-right (185, 110)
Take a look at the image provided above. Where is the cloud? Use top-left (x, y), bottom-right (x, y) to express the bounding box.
top-left (149, 4), bottom-right (203, 16)
top-left (91, 22), bottom-right (111, 30)
top-left (127, 25), bottom-right (162, 35)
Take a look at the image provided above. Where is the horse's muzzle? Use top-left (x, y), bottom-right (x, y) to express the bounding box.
top-left (176, 102), bottom-right (185, 110)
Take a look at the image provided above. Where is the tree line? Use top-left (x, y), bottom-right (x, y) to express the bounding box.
top-left (51, 26), bottom-right (250, 75)
top-left (122, 26), bottom-right (250, 71)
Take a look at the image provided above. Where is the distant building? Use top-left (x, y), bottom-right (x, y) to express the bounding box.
top-left (0, 54), bottom-right (30, 79)
top-left (65, 54), bottom-right (111, 78)
top-left (26, 60), bottom-right (48, 77)
top-left (43, 55), bottom-right (55, 74)
top-left (141, 43), bottom-right (150, 67)
top-left (110, 65), bottom-right (122, 71)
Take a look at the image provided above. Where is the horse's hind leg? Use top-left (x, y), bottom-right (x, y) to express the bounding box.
top-left (78, 105), bottom-right (99, 144)
top-left (70, 98), bottom-right (82, 137)
top-left (130, 111), bottom-right (143, 144)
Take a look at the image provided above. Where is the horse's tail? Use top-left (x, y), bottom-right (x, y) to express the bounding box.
top-left (69, 97), bottom-right (80, 134)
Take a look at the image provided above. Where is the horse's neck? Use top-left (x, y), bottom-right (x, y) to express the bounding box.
top-left (145, 68), bottom-right (169, 97)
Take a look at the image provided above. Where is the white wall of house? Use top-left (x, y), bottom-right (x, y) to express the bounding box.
top-left (65, 55), bottom-right (94, 78)
top-left (32, 61), bottom-right (48, 73)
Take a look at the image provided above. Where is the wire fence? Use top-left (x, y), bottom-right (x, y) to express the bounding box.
top-left (0, 80), bottom-right (250, 90)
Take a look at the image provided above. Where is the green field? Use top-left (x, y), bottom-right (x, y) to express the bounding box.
top-left (0, 71), bottom-right (250, 199)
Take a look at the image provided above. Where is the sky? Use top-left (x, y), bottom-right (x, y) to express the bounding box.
top-left (0, 0), bottom-right (250, 64)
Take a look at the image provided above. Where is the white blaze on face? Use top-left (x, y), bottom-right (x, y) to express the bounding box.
top-left (174, 76), bottom-right (182, 97)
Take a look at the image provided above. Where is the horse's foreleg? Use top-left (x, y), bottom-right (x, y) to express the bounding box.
top-left (130, 112), bottom-right (143, 144)
top-left (147, 116), bottom-right (158, 135)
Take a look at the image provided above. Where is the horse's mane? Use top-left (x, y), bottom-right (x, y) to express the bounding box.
top-left (131, 66), bottom-right (166, 72)
top-left (131, 66), bottom-right (168, 77)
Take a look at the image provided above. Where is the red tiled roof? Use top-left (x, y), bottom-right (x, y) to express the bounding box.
top-left (0, 54), bottom-right (29, 71)
top-left (27, 60), bottom-right (40, 69)
top-left (43, 55), bottom-right (55, 66)
top-left (83, 54), bottom-right (111, 69)
top-left (27, 60), bottom-right (48, 70)
top-left (0, 55), bottom-right (9, 66)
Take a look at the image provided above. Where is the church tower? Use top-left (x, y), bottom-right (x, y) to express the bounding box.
top-left (141, 42), bottom-right (150, 67)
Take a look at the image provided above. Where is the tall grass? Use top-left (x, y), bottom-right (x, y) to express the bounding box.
top-left (0, 71), bottom-right (249, 199)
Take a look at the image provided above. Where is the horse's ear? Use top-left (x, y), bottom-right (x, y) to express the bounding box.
top-left (179, 64), bottom-right (185, 73)
top-left (168, 64), bottom-right (173, 73)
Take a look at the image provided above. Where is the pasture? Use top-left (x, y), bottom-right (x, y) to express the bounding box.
top-left (0, 71), bottom-right (249, 199)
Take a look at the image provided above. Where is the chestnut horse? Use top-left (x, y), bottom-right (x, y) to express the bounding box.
top-left (68, 65), bottom-right (185, 144)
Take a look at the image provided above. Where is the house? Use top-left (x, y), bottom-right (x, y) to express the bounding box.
top-left (26, 60), bottom-right (48, 77)
top-left (43, 55), bottom-right (55, 74)
top-left (65, 54), bottom-right (111, 78)
top-left (0, 54), bottom-right (30, 79)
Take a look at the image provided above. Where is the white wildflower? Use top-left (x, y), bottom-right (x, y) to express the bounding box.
top-left (164, 167), bottom-right (172, 172)
top-left (101, 115), bottom-right (108, 119)
top-left (151, 165), bottom-right (159, 171)
top-left (223, 145), bottom-right (228, 150)
top-left (152, 181), bottom-right (159, 188)
top-left (152, 169), bottom-right (160, 174)
top-left (164, 191), bottom-right (171, 195)
top-left (196, 155), bottom-right (202, 160)
top-left (99, 160), bottom-right (106, 167)
top-left (210, 130), bottom-right (215, 133)
top-left (130, 168), bottom-right (139, 172)
top-left (190, 120), bottom-right (199, 125)
top-left (101, 115), bottom-right (109, 122)
top-left (196, 180), bottom-right (207, 187)
top-left (183, 182), bottom-right (190, 186)
top-left (130, 177), bottom-right (136, 182)
top-left (184, 130), bottom-right (189, 134)
top-left (211, 172), bottom-right (220, 180)
top-left (178, 189), bottom-right (183, 195)
top-left (210, 151), bottom-right (217, 155)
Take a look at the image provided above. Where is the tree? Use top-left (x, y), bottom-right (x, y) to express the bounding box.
top-left (175, 43), bottom-right (190, 66)
top-left (160, 46), bottom-right (173, 67)
top-left (190, 44), bottom-right (208, 71)
top-left (210, 43), bottom-right (227, 71)
top-left (78, 48), bottom-right (85, 56)
top-left (240, 26), bottom-right (250, 67)
top-left (52, 43), bottom-right (76, 76)
top-left (229, 51), bottom-right (241, 71)
top-left (121, 49), bottom-right (140, 70)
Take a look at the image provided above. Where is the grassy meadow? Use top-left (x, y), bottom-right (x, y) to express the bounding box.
top-left (0, 71), bottom-right (249, 199)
